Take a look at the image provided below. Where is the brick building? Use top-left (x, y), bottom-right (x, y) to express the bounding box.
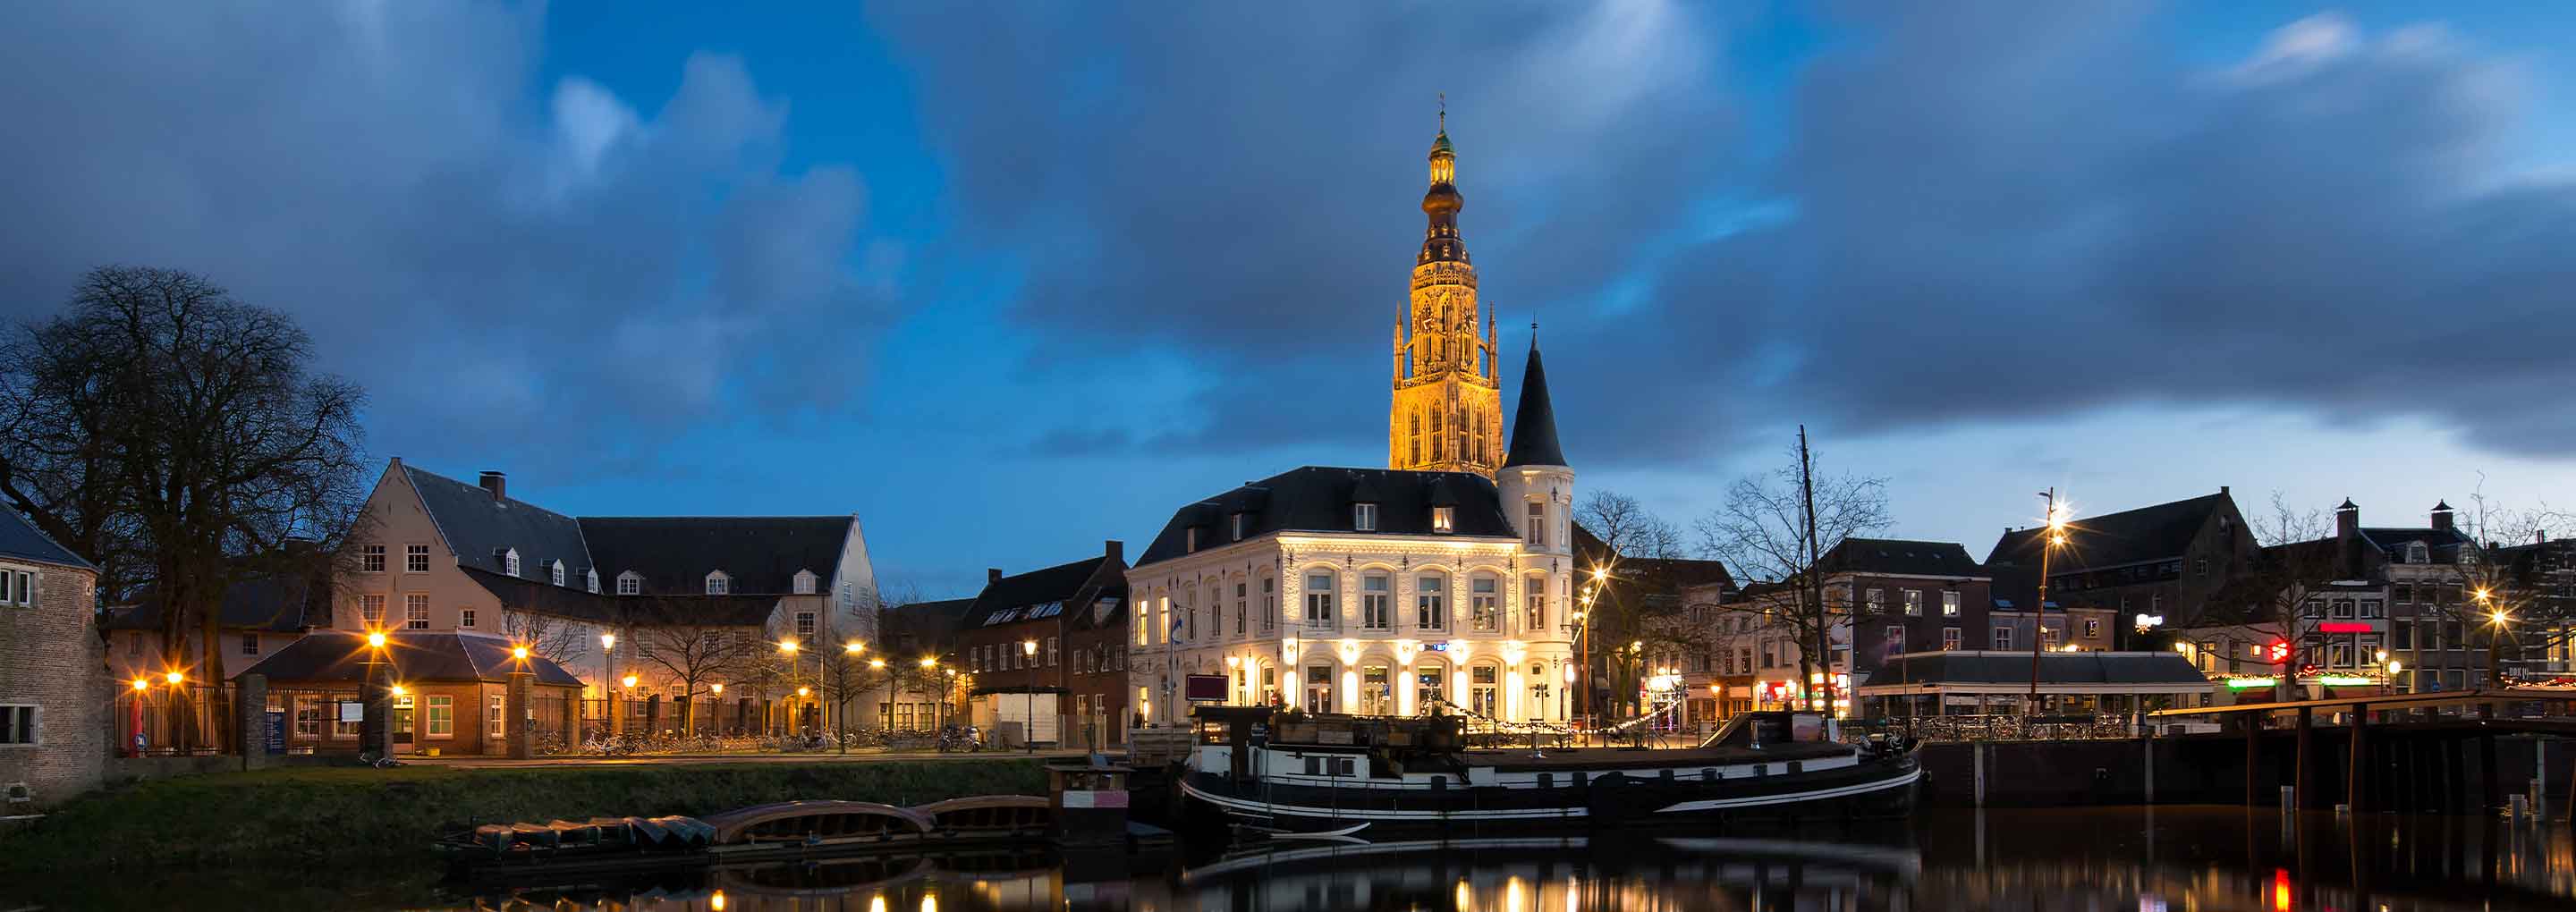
top-left (100, 572), bottom-right (333, 688)
top-left (958, 543), bottom-right (1129, 747)
top-left (1987, 488), bottom-right (2259, 652)
top-left (0, 507), bottom-right (104, 807)
top-left (1720, 538), bottom-right (1991, 717)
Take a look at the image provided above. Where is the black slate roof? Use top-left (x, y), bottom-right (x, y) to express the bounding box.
top-left (1818, 538), bottom-right (1986, 578)
top-left (1987, 492), bottom-right (2233, 572)
top-left (1863, 650), bottom-right (2209, 688)
top-left (105, 574), bottom-right (330, 633)
top-left (0, 508), bottom-right (91, 570)
top-left (2358, 527), bottom-right (2476, 562)
top-left (405, 465), bottom-right (592, 578)
top-left (460, 567), bottom-right (779, 627)
top-left (234, 629), bottom-right (584, 687)
top-left (1571, 525), bottom-right (1739, 593)
top-left (1133, 467), bottom-right (1516, 567)
top-left (1502, 341), bottom-right (1567, 469)
top-left (580, 516), bottom-right (854, 595)
top-left (965, 555), bottom-right (1126, 630)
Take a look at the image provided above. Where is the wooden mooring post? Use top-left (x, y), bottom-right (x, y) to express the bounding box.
top-left (2295, 706), bottom-right (2313, 810)
top-left (2346, 706), bottom-right (2368, 814)
top-left (2244, 714), bottom-right (2261, 806)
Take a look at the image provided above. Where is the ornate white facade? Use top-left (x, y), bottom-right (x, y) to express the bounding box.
top-left (1126, 485), bottom-right (1577, 726)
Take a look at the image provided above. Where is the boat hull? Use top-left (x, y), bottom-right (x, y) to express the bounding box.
top-left (1181, 756), bottom-right (1920, 832)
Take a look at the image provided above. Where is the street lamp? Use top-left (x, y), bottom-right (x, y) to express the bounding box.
top-left (2028, 488), bottom-right (2070, 716)
top-left (1021, 638), bottom-right (1040, 753)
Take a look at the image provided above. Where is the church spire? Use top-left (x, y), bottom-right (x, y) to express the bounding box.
top-left (1390, 104), bottom-right (1502, 477)
top-left (1419, 105), bottom-right (1466, 266)
top-left (1503, 333), bottom-right (1567, 469)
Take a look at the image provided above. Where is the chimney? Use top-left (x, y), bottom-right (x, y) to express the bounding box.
top-left (2220, 486), bottom-right (2229, 495)
top-left (1105, 539), bottom-right (1124, 562)
top-left (2430, 500), bottom-right (2454, 532)
top-left (2334, 498), bottom-right (2360, 542)
top-left (479, 470), bottom-right (507, 501)
top-left (987, 568), bottom-right (1004, 585)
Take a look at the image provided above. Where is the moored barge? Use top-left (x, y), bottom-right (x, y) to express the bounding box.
top-left (1178, 706), bottom-right (1918, 832)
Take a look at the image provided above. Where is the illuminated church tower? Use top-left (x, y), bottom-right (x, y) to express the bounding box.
top-left (1389, 111), bottom-right (1504, 477)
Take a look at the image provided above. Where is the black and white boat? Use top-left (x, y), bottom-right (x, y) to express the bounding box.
top-left (1177, 706), bottom-right (1919, 833)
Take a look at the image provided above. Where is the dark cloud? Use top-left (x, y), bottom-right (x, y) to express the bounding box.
top-left (0, 3), bottom-right (890, 476)
top-left (885, 4), bottom-right (2576, 464)
top-left (872, 2), bottom-right (1744, 452)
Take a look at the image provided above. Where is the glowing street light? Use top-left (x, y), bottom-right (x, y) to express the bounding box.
top-left (919, 656), bottom-right (937, 669)
top-left (164, 671), bottom-right (183, 686)
top-left (366, 631), bottom-right (387, 649)
top-left (622, 674), bottom-right (637, 689)
top-left (599, 632), bottom-right (615, 650)
top-left (844, 641), bottom-right (865, 654)
top-left (131, 678), bottom-right (148, 691)
top-left (511, 645), bottom-right (530, 661)
top-left (778, 638), bottom-right (800, 654)
top-left (710, 682), bottom-right (724, 695)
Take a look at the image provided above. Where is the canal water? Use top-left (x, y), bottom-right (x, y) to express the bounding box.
top-left (9, 807), bottom-right (2572, 910)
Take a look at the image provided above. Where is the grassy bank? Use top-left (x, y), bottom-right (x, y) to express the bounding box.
top-left (0, 757), bottom-right (1050, 872)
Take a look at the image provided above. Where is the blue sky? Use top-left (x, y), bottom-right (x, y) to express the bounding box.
top-left (4, 2), bottom-right (2572, 598)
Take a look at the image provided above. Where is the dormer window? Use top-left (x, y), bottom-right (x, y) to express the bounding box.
top-left (616, 571), bottom-right (641, 595)
top-left (502, 548), bottom-right (520, 577)
top-left (585, 570), bottom-right (600, 594)
top-left (1431, 506), bottom-right (1455, 534)
top-left (1230, 512), bottom-right (1246, 542)
top-left (2459, 547), bottom-right (2479, 566)
top-left (2406, 542), bottom-right (2428, 564)
top-left (548, 561), bottom-right (565, 587)
top-left (1354, 502), bottom-right (1379, 532)
top-left (793, 570), bottom-right (818, 595)
top-left (1185, 528), bottom-right (1200, 553)
top-left (706, 571), bottom-right (731, 595)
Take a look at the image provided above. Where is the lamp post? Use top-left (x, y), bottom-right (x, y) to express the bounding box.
top-left (778, 638), bottom-right (801, 739)
top-left (855, 638), bottom-right (876, 752)
top-left (2027, 490), bottom-right (2067, 716)
top-left (1021, 639), bottom-right (1040, 753)
top-left (599, 631), bottom-right (618, 738)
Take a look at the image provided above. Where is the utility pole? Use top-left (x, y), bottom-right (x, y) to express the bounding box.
top-left (1798, 426), bottom-right (1829, 714)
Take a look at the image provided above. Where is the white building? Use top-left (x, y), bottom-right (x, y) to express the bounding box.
top-left (1128, 342), bottom-right (1576, 726)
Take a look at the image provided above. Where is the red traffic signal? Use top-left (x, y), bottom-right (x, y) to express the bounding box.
top-left (2266, 640), bottom-right (2290, 663)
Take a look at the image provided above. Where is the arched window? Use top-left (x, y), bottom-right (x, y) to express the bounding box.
top-left (705, 570), bottom-right (730, 595)
top-left (585, 569), bottom-right (599, 594)
top-left (1428, 409), bottom-right (1444, 461)
top-left (1409, 411), bottom-right (1422, 465)
top-left (1182, 583), bottom-right (1198, 640)
top-left (1303, 570), bottom-right (1336, 629)
top-left (1469, 663), bottom-right (1501, 717)
top-left (1415, 571), bottom-right (1447, 630)
top-left (1259, 570), bottom-right (1278, 633)
top-left (1361, 572), bottom-right (1392, 629)
top-left (1470, 574), bottom-right (1501, 631)
top-left (503, 548), bottom-right (520, 577)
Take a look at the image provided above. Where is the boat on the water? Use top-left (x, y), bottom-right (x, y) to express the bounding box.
top-left (1177, 706), bottom-right (1919, 833)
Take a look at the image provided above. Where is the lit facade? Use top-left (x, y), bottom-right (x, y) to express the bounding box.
top-left (1389, 114), bottom-right (1504, 477)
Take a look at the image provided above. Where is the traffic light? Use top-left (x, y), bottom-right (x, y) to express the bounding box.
top-left (2265, 640), bottom-right (2290, 663)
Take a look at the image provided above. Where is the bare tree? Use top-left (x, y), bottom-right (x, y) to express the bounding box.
top-left (504, 610), bottom-right (590, 667)
top-left (2423, 485), bottom-right (2574, 681)
top-left (2, 266), bottom-right (367, 748)
top-left (632, 621), bottom-right (752, 734)
top-left (1694, 436), bottom-right (1891, 711)
top-left (1579, 491), bottom-right (1682, 559)
top-left (2206, 492), bottom-right (2348, 702)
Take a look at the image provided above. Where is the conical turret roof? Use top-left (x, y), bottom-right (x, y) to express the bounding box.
top-left (1503, 338), bottom-right (1566, 469)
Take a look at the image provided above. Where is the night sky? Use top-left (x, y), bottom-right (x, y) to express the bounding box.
top-left (4, 3), bottom-right (2572, 597)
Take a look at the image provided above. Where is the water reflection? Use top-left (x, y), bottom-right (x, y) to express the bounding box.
top-left (7, 809), bottom-right (2570, 910)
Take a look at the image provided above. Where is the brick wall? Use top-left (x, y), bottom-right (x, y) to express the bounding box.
top-left (0, 560), bottom-right (105, 808)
